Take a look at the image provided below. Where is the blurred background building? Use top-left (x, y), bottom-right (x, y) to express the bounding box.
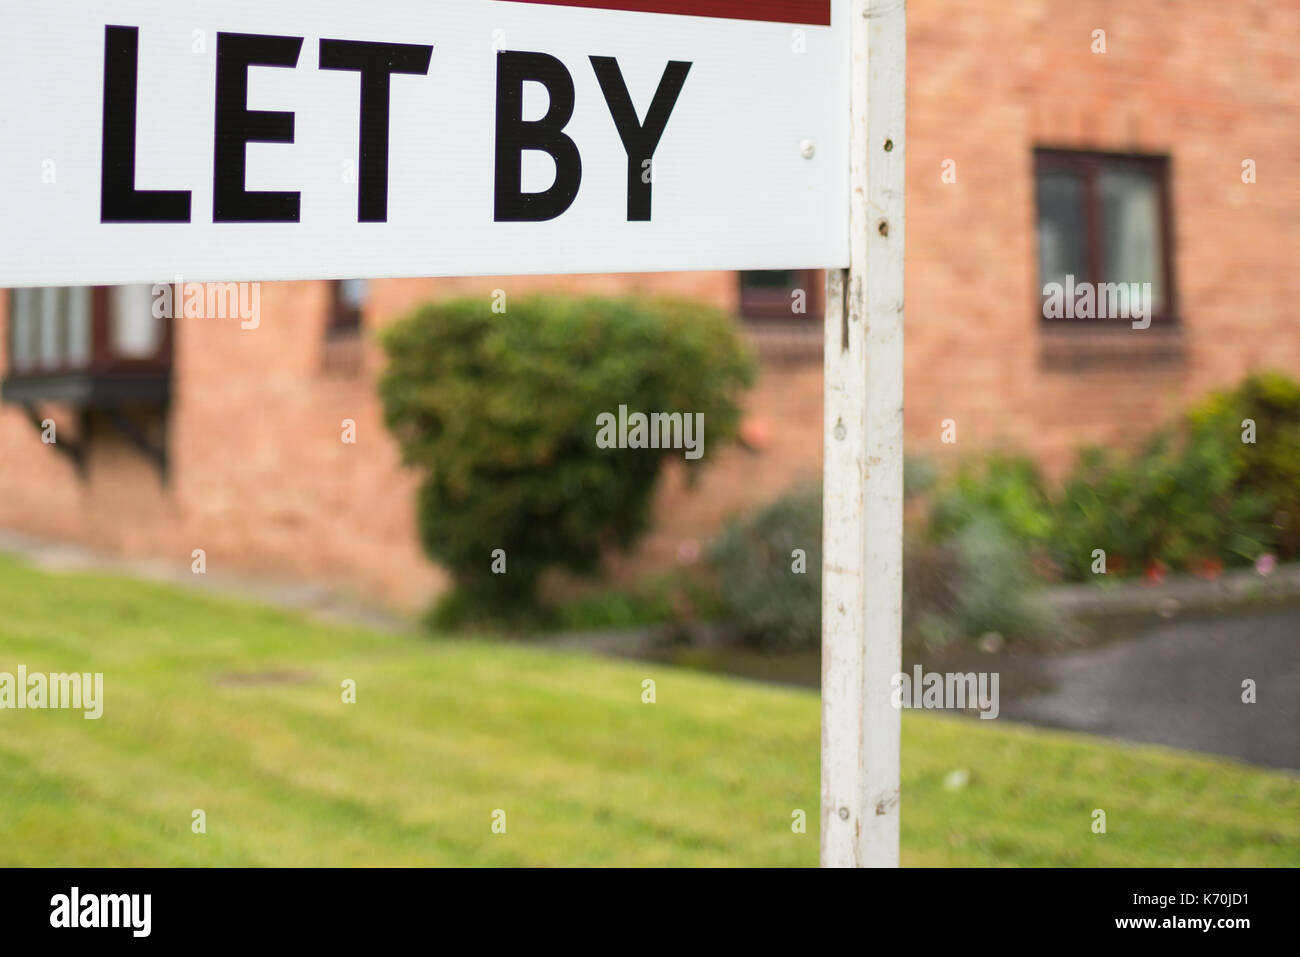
top-left (2, 0), bottom-right (1297, 609)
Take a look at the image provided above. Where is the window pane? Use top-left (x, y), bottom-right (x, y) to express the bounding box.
top-left (38, 287), bottom-right (63, 370)
top-left (738, 269), bottom-right (816, 320)
top-left (329, 279), bottom-right (366, 334)
top-left (10, 288), bottom-right (37, 373)
top-left (1036, 169), bottom-right (1087, 288)
top-left (66, 286), bottom-right (91, 368)
top-left (338, 279), bottom-right (368, 311)
top-left (1099, 166), bottom-right (1164, 312)
top-left (741, 270), bottom-right (796, 290)
top-left (110, 284), bottom-right (163, 359)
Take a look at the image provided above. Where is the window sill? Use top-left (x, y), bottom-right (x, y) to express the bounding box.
top-left (1040, 322), bottom-right (1185, 371)
top-left (742, 319), bottom-right (823, 364)
top-left (2, 369), bottom-right (170, 406)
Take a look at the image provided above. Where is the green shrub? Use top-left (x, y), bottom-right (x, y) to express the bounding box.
top-left (1051, 372), bottom-right (1300, 579)
top-left (707, 480), bottom-right (1058, 653)
top-left (706, 484), bottom-right (821, 649)
top-left (930, 371), bottom-right (1300, 582)
top-left (1052, 430), bottom-right (1272, 579)
top-left (547, 589), bottom-right (673, 633)
top-left (1188, 370), bottom-right (1300, 559)
top-left (906, 516), bottom-right (1061, 653)
top-left (928, 454), bottom-right (1056, 548)
top-left (379, 296), bottom-right (755, 616)
top-left (549, 570), bottom-right (726, 633)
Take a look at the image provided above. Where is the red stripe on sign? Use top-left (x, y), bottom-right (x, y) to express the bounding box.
top-left (498, 0), bottom-right (831, 26)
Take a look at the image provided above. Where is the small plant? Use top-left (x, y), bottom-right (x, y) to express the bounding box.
top-left (706, 483), bottom-right (822, 649)
top-left (707, 479), bottom-right (1059, 653)
top-left (928, 454), bottom-right (1056, 549)
top-left (925, 371), bottom-right (1300, 583)
top-left (1051, 371), bottom-right (1300, 579)
top-left (1189, 370), bottom-right (1300, 559)
top-left (906, 515), bottom-right (1061, 654)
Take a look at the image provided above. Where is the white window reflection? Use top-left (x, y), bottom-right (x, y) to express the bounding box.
top-left (110, 284), bottom-right (163, 360)
top-left (1099, 167), bottom-right (1164, 313)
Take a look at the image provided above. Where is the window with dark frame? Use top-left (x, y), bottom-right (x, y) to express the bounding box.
top-left (328, 279), bottom-right (368, 337)
top-left (5, 285), bottom-right (171, 380)
top-left (1035, 149), bottom-right (1176, 325)
top-left (739, 270), bottom-right (821, 320)
top-left (3, 285), bottom-right (172, 476)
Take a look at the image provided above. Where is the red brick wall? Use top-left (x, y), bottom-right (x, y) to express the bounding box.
top-left (905, 0), bottom-right (1300, 471)
top-left (2, 0), bottom-right (1297, 609)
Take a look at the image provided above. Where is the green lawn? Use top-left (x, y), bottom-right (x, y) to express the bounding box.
top-left (0, 553), bottom-right (1296, 866)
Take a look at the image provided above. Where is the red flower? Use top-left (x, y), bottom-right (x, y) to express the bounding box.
top-left (1143, 560), bottom-right (1168, 585)
top-left (1192, 557), bottom-right (1224, 581)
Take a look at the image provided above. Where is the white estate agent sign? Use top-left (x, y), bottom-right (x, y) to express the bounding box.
top-left (0, 0), bottom-right (849, 286)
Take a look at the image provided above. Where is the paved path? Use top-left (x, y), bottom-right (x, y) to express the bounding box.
top-left (993, 603), bottom-right (1300, 772)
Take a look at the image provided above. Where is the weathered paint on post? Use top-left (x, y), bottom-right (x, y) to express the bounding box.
top-left (821, 0), bottom-right (905, 868)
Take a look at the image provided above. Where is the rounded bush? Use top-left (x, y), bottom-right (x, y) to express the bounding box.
top-left (378, 295), bottom-right (755, 614)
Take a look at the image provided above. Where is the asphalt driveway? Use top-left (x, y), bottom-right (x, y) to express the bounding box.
top-left (996, 602), bottom-right (1300, 771)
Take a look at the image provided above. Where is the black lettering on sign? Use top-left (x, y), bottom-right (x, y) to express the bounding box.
top-left (100, 25), bottom-right (192, 223)
top-left (590, 57), bottom-right (690, 222)
top-left (493, 51), bottom-right (583, 222)
top-left (99, 28), bottom-right (689, 228)
top-left (214, 32), bottom-right (305, 223)
top-left (319, 39), bottom-right (434, 223)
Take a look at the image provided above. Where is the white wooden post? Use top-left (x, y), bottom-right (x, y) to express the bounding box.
top-left (821, 0), bottom-right (906, 868)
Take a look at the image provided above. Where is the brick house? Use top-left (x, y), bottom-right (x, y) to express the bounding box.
top-left (3, 1), bottom-right (1298, 610)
